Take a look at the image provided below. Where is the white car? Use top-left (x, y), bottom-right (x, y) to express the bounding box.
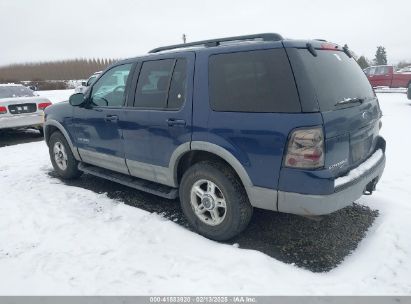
top-left (0, 84), bottom-right (52, 135)
top-left (74, 71), bottom-right (102, 93)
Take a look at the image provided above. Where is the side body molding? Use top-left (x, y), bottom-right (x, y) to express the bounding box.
top-left (42, 125), bottom-right (277, 211)
top-left (44, 119), bottom-right (81, 161)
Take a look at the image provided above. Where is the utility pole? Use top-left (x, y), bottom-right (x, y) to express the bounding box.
top-left (182, 34), bottom-right (187, 44)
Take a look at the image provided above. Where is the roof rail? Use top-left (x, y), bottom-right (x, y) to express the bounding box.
top-left (148, 33), bottom-right (283, 54)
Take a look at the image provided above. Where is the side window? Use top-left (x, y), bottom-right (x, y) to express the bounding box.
top-left (209, 49), bottom-right (300, 112)
top-left (368, 67), bottom-right (376, 75)
top-left (168, 59), bottom-right (187, 109)
top-left (377, 66), bottom-right (389, 75)
top-left (134, 58), bottom-right (188, 110)
top-left (90, 63), bottom-right (133, 107)
top-left (134, 59), bottom-right (174, 109)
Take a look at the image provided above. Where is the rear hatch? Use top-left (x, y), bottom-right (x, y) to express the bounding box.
top-left (286, 43), bottom-right (382, 176)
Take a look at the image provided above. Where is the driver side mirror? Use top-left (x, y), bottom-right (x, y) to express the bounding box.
top-left (81, 81), bottom-right (87, 86)
top-left (69, 93), bottom-right (86, 106)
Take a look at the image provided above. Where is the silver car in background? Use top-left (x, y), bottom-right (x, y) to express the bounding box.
top-left (0, 84), bottom-right (52, 135)
top-left (74, 71), bottom-right (102, 94)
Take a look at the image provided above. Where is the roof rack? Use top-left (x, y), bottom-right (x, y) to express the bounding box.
top-left (148, 33), bottom-right (283, 54)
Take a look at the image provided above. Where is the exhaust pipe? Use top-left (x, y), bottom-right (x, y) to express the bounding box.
top-left (364, 178), bottom-right (378, 195)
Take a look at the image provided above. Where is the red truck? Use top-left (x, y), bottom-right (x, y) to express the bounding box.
top-left (364, 65), bottom-right (411, 89)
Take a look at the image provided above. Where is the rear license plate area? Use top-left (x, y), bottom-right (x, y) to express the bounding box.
top-left (8, 103), bottom-right (37, 114)
top-left (351, 136), bottom-right (372, 163)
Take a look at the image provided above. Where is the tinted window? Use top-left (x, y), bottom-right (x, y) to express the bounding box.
top-left (368, 67), bottom-right (376, 75)
top-left (90, 64), bottom-right (132, 107)
top-left (134, 59), bottom-right (174, 108)
top-left (0, 86), bottom-right (34, 98)
top-left (297, 50), bottom-right (374, 111)
top-left (209, 49), bottom-right (300, 112)
top-left (375, 66), bottom-right (388, 75)
top-left (168, 59), bottom-right (187, 109)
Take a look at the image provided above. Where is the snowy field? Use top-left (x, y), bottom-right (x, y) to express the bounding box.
top-left (0, 91), bottom-right (410, 295)
top-left (37, 89), bottom-right (74, 104)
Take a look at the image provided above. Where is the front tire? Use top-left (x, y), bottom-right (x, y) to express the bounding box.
top-left (407, 83), bottom-right (411, 100)
top-left (179, 161), bottom-right (253, 241)
top-left (48, 131), bottom-right (82, 179)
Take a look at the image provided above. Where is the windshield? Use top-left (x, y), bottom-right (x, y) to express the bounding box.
top-left (0, 86), bottom-right (35, 99)
top-left (297, 49), bottom-right (374, 111)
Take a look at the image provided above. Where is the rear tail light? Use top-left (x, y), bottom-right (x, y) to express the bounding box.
top-left (38, 102), bottom-right (52, 110)
top-left (0, 106), bottom-right (7, 114)
top-left (284, 127), bottom-right (324, 169)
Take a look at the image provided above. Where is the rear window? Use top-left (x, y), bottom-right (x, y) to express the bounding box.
top-left (134, 59), bottom-right (174, 109)
top-left (297, 49), bottom-right (374, 111)
top-left (209, 49), bottom-right (301, 112)
top-left (134, 58), bottom-right (188, 110)
top-left (0, 86), bottom-right (35, 98)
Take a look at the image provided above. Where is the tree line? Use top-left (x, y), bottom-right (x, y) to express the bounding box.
top-left (1, 50), bottom-right (409, 84)
top-left (0, 58), bottom-right (118, 83)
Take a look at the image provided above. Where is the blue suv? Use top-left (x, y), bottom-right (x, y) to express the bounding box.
top-left (44, 33), bottom-right (386, 241)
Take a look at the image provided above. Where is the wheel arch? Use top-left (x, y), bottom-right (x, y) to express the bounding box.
top-left (172, 141), bottom-right (253, 192)
top-left (44, 120), bottom-right (81, 161)
top-left (171, 141), bottom-right (278, 211)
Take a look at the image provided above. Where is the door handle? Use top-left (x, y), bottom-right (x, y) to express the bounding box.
top-left (105, 115), bottom-right (119, 122)
top-left (166, 118), bottom-right (186, 127)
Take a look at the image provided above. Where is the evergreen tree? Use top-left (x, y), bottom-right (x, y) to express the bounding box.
top-left (357, 56), bottom-right (370, 69)
top-left (374, 46), bottom-right (387, 65)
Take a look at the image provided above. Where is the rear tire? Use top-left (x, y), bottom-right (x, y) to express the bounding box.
top-left (48, 131), bottom-right (82, 179)
top-left (179, 161), bottom-right (253, 241)
top-left (407, 83), bottom-right (411, 100)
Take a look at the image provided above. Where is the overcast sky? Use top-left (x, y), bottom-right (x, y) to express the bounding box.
top-left (0, 0), bottom-right (409, 66)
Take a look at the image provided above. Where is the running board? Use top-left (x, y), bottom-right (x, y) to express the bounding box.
top-left (78, 163), bottom-right (178, 199)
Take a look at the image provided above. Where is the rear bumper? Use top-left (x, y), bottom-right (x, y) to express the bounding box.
top-left (0, 113), bottom-right (43, 129)
top-left (277, 151), bottom-right (385, 216)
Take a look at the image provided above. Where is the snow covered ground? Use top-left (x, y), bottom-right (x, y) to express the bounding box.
top-left (37, 89), bottom-right (74, 104)
top-left (0, 91), bottom-right (410, 295)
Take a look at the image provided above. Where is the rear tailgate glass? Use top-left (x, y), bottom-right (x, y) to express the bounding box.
top-left (296, 49), bottom-right (375, 111)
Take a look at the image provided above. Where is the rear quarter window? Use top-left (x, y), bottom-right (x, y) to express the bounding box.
top-left (208, 49), bottom-right (301, 112)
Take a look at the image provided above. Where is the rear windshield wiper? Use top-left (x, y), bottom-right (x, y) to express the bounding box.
top-left (335, 97), bottom-right (365, 106)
